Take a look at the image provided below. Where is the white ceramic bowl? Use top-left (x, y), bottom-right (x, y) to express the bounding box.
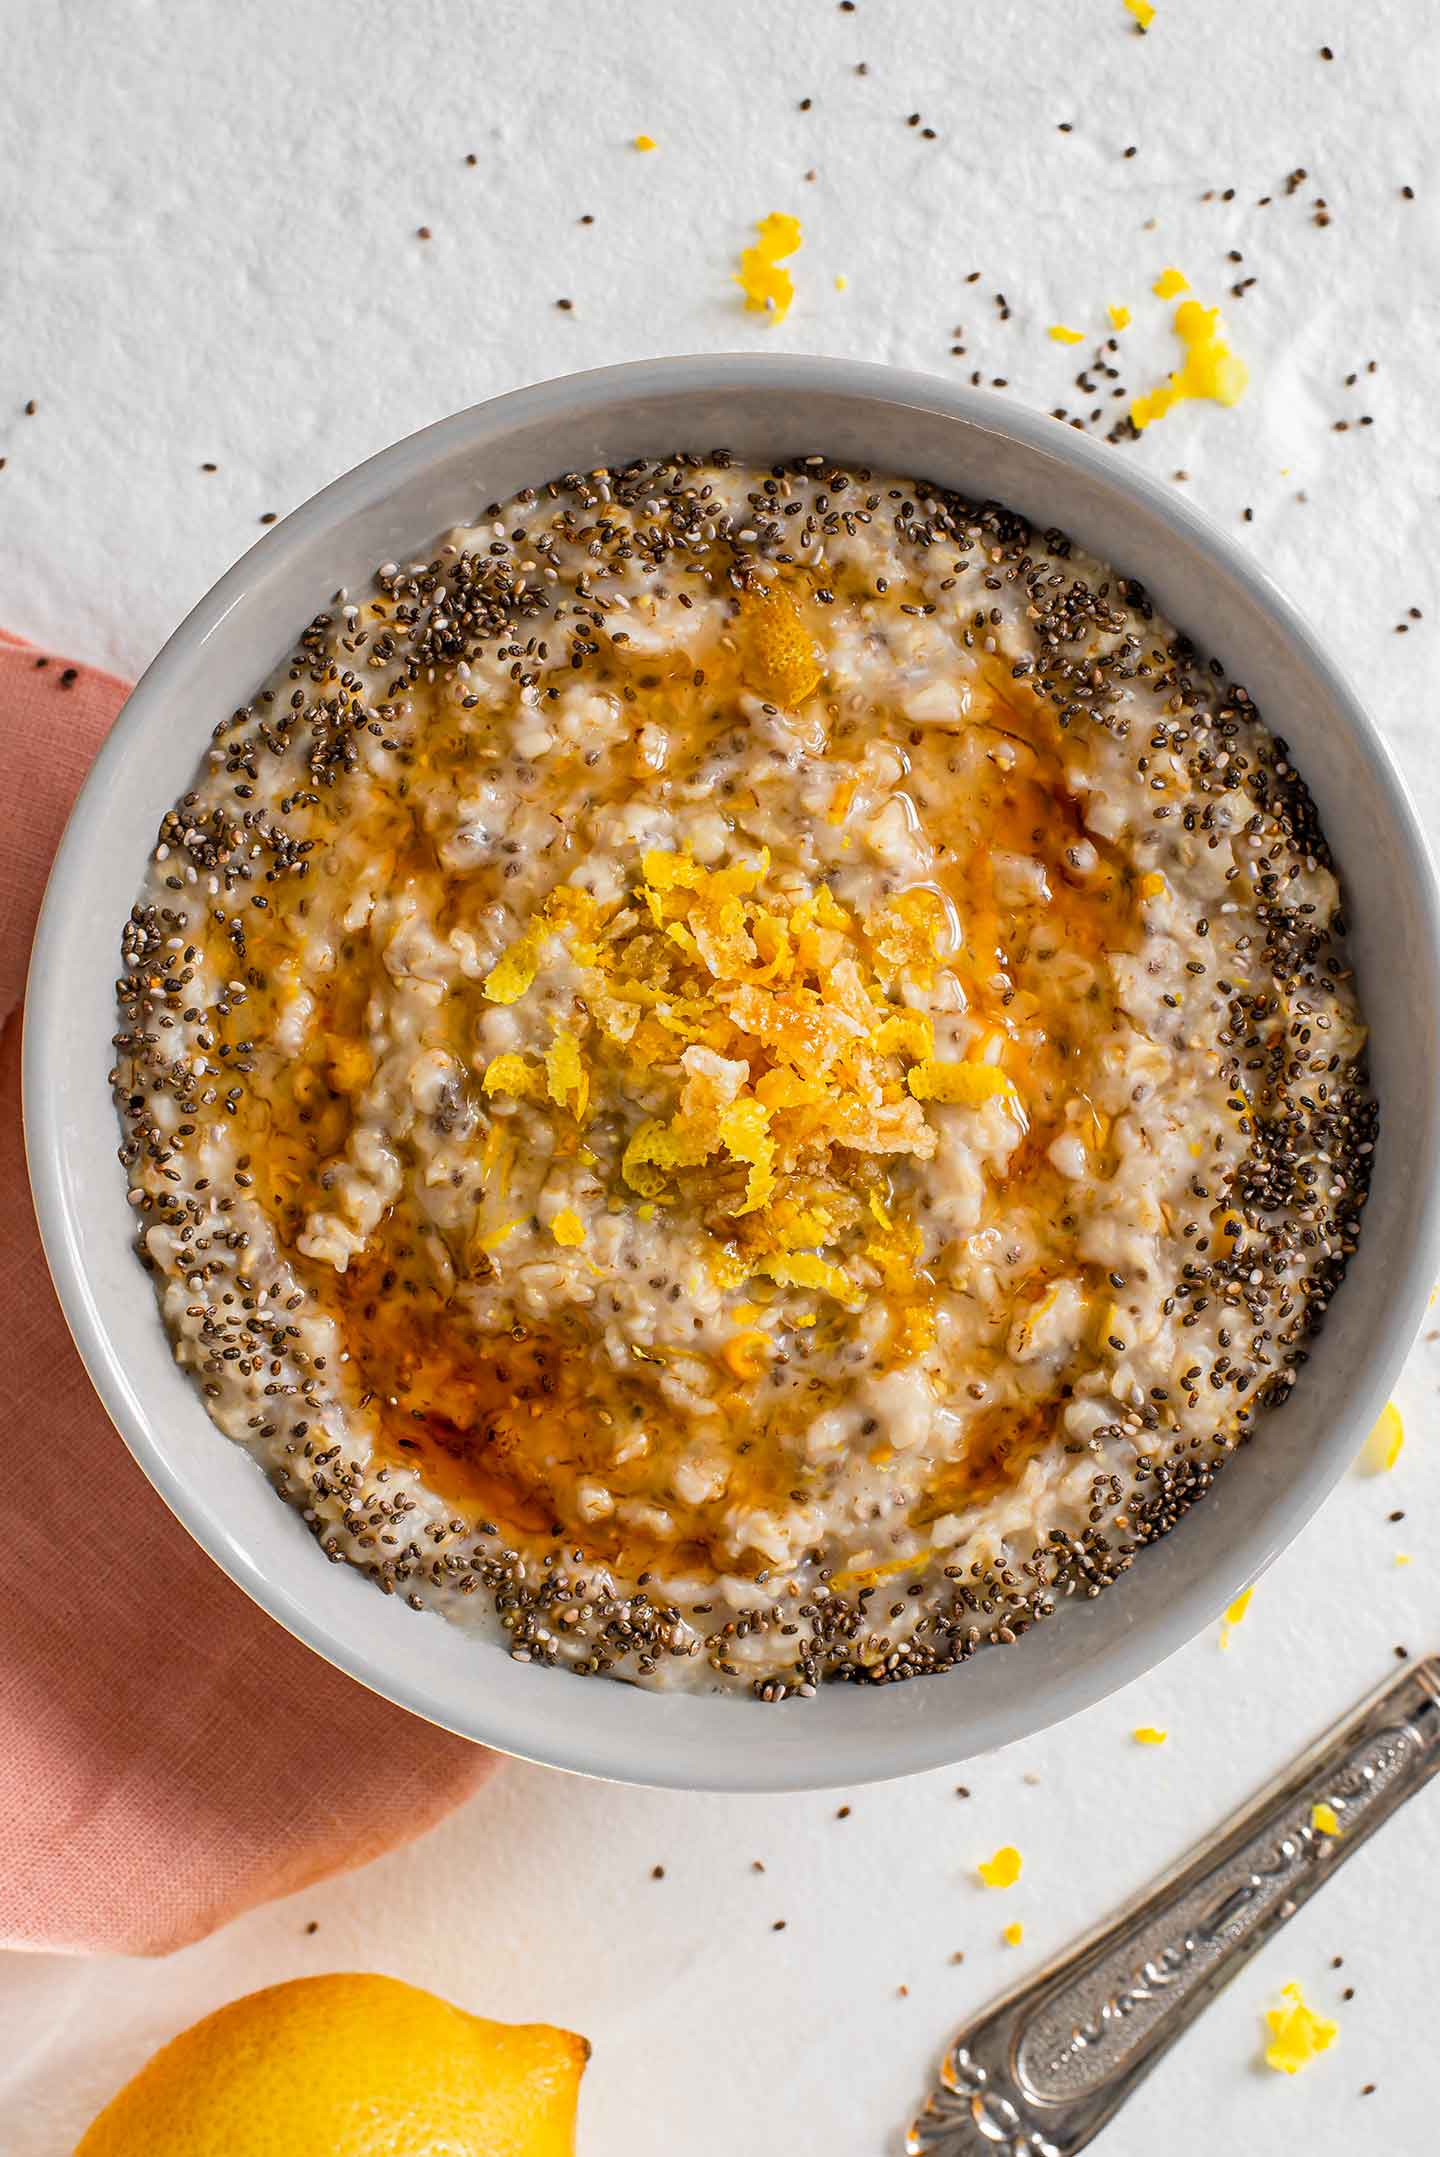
top-left (25, 356), bottom-right (1440, 1791)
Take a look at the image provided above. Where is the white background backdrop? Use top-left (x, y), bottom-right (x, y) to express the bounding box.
top-left (2, 3), bottom-right (1438, 2151)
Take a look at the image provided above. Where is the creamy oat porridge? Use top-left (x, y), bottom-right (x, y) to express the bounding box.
top-left (114, 454), bottom-right (1373, 1697)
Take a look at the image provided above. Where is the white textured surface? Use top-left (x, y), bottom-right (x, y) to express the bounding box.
top-left (2, 3), bottom-right (1437, 2151)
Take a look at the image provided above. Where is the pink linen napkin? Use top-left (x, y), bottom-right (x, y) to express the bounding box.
top-left (0, 631), bottom-right (498, 1958)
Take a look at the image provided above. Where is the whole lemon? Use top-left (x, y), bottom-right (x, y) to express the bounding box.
top-left (75, 1972), bottom-right (588, 2157)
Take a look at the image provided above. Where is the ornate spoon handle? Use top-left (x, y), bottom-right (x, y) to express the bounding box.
top-left (909, 1656), bottom-right (1440, 2157)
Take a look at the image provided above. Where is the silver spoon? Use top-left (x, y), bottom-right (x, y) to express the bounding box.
top-left (908, 1655), bottom-right (1440, 2155)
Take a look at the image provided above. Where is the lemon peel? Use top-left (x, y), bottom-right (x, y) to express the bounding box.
top-left (482, 921), bottom-right (547, 1004)
top-left (1048, 324), bottom-right (1084, 344)
top-left (1310, 1802), bottom-right (1341, 1837)
top-left (544, 1030), bottom-right (586, 1114)
top-left (1132, 1726), bottom-right (1167, 1745)
top-left (1125, 0), bottom-right (1156, 24)
top-left (1003, 1921), bottom-right (1025, 1946)
top-left (550, 1209), bottom-right (586, 1248)
top-left (1152, 266), bottom-right (1189, 298)
top-left (978, 1845), bottom-right (1022, 1889)
top-left (1108, 303), bottom-right (1132, 330)
top-left (634, 133), bottom-right (657, 151)
top-left (1130, 297), bottom-right (1248, 431)
top-left (1263, 1983), bottom-right (1337, 2075)
top-left (735, 212), bottom-right (803, 325)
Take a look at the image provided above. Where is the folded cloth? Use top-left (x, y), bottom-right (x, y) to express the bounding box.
top-left (0, 632), bottom-right (497, 1957)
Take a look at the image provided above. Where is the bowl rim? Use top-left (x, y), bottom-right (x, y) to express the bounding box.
top-left (23, 352), bottom-right (1440, 1790)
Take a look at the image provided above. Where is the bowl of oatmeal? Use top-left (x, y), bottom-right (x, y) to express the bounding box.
top-left (26, 357), bottom-right (1440, 1789)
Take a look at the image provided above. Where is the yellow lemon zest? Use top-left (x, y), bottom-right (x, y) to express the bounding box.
top-left (1131, 297), bottom-right (1248, 431)
top-left (1003, 1921), bottom-right (1025, 1946)
top-left (1133, 1726), bottom-right (1168, 1746)
top-left (550, 1209), bottom-right (586, 1248)
top-left (482, 1052), bottom-right (545, 1100)
top-left (1108, 302), bottom-right (1132, 330)
top-left (634, 133), bottom-right (657, 151)
top-left (1310, 1802), bottom-right (1341, 1837)
top-left (482, 921), bottom-right (547, 1004)
top-left (1361, 1400), bottom-right (1404, 1473)
top-left (1152, 266), bottom-right (1189, 298)
top-left (1219, 1584), bottom-right (1254, 1649)
top-left (1396, 1551), bottom-right (1412, 1567)
top-left (835, 273), bottom-right (848, 291)
top-left (544, 1028), bottom-right (587, 1115)
top-left (1138, 870), bottom-right (1166, 899)
top-left (1263, 1983), bottom-right (1338, 2075)
top-left (757, 1251), bottom-right (857, 1305)
top-left (908, 1059), bottom-right (1023, 1116)
top-left (1125, 0), bottom-right (1156, 24)
top-left (978, 1845), bottom-right (1022, 1889)
top-left (1048, 324), bottom-right (1084, 344)
top-left (735, 212), bottom-right (803, 325)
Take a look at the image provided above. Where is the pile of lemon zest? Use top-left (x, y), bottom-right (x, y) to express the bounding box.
top-left (481, 1052), bottom-right (545, 1100)
top-left (1108, 303), bottom-right (1132, 330)
top-left (634, 133), bottom-right (657, 151)
top-left (1152, 266), bottom-right (1189, 298)
top-left (1310, 1802), bottom-right (1342, 1837)
top-left (734, 211), bottom-right (803, 325)
top-left (549, 1209), bottom-right (586, 1248)
top-left (721, 1328), bottom-right (772, 1381)
top-left (1124, 0), bottom-right (1155, 24)
top-left (1003, 1922), bottom-right (1025, 1947)
top-left (478, 1218), bottom-right (522, 1253)
top-left (757, 1252), bottom-right (856, 1305)
top-left (1130, 297), bottom-right (1249, 431)
top-left (1132, 1726), bottom-right (1168, 1746)
top-left (1361, 1400), bottom-right (1404, 1473)
top-left (1048, 324), bottom-right (1084, 345)
top-left (908, 1059), bottom-right (1022, 1112)
top-left (1263, 1984), bottom-right (1338, 2075)
top-left (978, 1846), bottom-right (1022, 1889)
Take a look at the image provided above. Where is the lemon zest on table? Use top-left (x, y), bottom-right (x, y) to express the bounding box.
top-left (1361, 1400), bottom-right (1404, 1473)
top-left (1048, 324), bottom-right (1084, 345)
top-left (978, 1845), bottom-right (1022, 1889)
top-left (735, 212), bottom-right (803, 325)
top-left (1263, 1983), bottom-right (1338, 2075)
top-left (1132, 1726), bottom-right (1168, 1745)
top-left (1130, 297), bottom-right (1248, 431)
